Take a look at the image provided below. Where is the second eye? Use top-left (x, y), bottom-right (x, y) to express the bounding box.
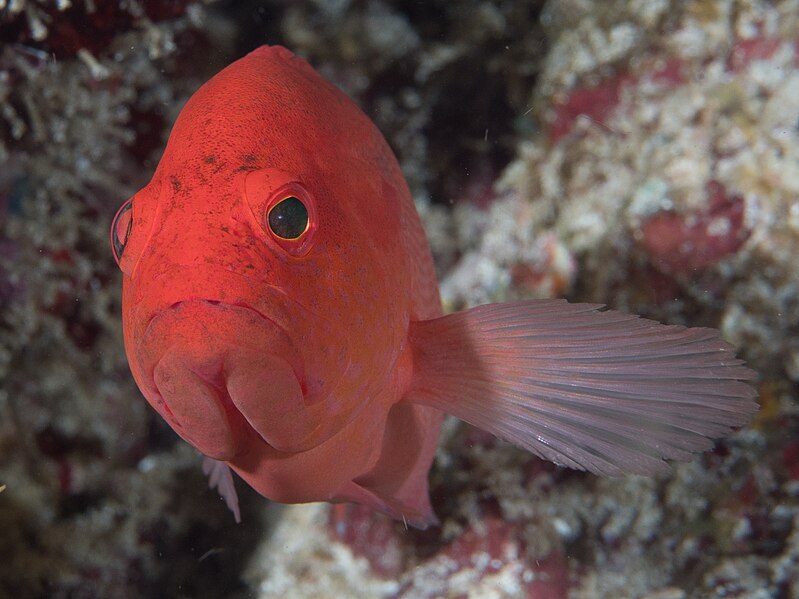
top-left (267, 196), bottom-right (309, 240)
top-left (111, 199), bottom-right (133, 265)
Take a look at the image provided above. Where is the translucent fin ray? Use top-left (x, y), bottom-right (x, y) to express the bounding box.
top-left (408, 300), bottom-right (757, 476)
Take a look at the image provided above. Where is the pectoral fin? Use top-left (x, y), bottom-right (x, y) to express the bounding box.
top-left (407, 299), bottom-right (757, 476)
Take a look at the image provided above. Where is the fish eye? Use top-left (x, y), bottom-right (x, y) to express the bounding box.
top-left (243, 170), bottom-right (317, 257)
top-left (267, 196), bottom-right (309, 240)
top-left (111, 199), bottom-right (133, 264)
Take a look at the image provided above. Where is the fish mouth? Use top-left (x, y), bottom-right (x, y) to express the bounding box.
top-left (136, 299), bottom-right (314, 460)
top-left (156, 299), bottom-right (284, 339)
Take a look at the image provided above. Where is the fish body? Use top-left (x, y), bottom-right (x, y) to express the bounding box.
top-left (112, 46), bottom-right (756, 527)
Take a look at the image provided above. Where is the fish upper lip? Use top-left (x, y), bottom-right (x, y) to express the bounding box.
top-left (140, 298), bottom-right (299, 400)
top-left (141, 298), bottom-right (285, 345)
top-left (178, 299), bottom-right (283, 331)
top-left (136, 261), bottom-right (336, 337)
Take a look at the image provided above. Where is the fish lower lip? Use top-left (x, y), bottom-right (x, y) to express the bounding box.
top-left (139, 299), bottom-right (312, 456)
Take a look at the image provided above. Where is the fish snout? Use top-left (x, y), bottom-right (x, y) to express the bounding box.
top-left (136, 300), bottom-right (313, 458)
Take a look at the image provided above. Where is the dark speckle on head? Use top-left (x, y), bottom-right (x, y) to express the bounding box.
top-left (243, 154), bottom-right (257, 164)
top-left (204, 155), bottom-right (216, 164)
top-left (170, 176), bottom-right (181, 193)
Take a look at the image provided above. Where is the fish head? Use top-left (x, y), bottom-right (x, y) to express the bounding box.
top-left (111, 46), bottom-right (414, 462)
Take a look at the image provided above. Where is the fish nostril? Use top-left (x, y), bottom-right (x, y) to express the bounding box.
top-left (169, 301), bottom-right (183, 310)
top-left (206, 300), bottom-right (221, 305)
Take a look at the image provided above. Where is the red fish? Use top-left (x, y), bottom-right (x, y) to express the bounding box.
top-left (111, 46), bottom-right (757, 527)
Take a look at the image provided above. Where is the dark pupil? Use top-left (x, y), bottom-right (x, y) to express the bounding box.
top-left (268, 196), bottom-right (308, 240)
